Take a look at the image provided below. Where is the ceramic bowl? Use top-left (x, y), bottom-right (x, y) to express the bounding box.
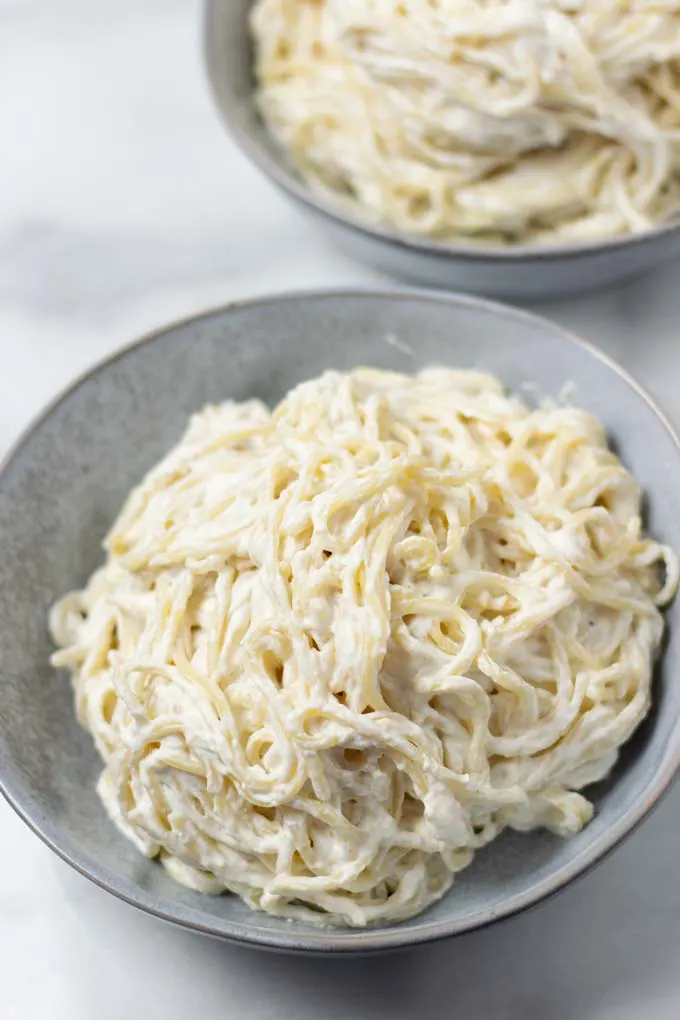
top-left (203, 0), bottom-right (680, 300)
top-left (1, 290), bottom-right (680, 953)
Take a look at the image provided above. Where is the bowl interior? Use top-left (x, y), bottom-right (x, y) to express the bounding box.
top-left (1, 291), bottom-right (680, 952)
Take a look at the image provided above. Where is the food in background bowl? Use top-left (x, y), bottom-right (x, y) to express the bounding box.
top-left (50, 364), bottom-right (677, 927)
top-left (252, 0), bottom-right (680, 246)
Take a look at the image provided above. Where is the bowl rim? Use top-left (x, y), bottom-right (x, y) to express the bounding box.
top-left (202, 0), bottom-right (680, 264)
top-left (2, 287), bottom-right (680, 953)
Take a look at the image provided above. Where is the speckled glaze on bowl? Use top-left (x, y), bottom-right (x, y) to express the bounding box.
top-left (203, 0), bottom-right (680, 300)
top-left (1, 290), bottom-right (680, 954)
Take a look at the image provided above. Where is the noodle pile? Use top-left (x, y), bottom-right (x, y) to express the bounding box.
top-left (251, 0), bottom-right (680, 244)
top-left (50, 368), bottom-right (677, 926)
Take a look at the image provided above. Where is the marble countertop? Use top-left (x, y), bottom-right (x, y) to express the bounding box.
top-left (2, 2), bottom-right (680, 1017)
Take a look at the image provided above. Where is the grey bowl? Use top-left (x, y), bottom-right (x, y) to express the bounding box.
top-left (1, 289), bottom-right (680, 953)
top-left (204, 0), bottom-right (680, 301)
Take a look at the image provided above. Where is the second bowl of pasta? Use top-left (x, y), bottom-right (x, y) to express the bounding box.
top-left (205, 0), bottom-right (680, 298)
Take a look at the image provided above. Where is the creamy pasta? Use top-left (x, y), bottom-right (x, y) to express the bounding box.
top-left (251, 0), bottom-right (680, 244)
top-left (50, 368), bottom-right (677, 926)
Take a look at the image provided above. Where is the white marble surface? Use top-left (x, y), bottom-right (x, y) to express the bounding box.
top-left (2, 1), bottom-right (680, 1017)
